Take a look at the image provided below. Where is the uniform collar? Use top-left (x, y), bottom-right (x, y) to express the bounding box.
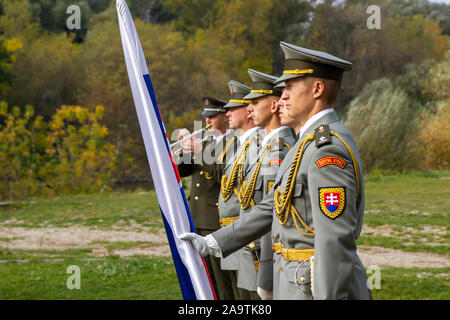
top-left (215, 129), bottom-right (232, 144)
top-left (239, 126), bottom-right (260, 145)
top-left (298, 108), bottom-right (336, 138)
top-left (261, 126), bottom-right (290, 147)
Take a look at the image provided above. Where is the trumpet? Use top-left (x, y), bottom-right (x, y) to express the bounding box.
top-left (171, 125), bottom-right (211, 155)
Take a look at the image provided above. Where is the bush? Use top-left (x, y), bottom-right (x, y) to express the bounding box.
top-left (417, 101), bottom-right (450, 170)
top-left (344, 78), bottom-right (421, 173)
top-left (0, 102), bottom-right (118, 200)
top-left (417, 50), bottom-right (450, 170)
top-left (0, 101), bottom-right (47, 200)
top-left (44, 105), bottom-right (118, 195)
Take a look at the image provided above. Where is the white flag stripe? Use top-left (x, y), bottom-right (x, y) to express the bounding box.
top-left (116, 0), bottom-right (214, 299)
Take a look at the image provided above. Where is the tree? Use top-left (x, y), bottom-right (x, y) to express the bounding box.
top-left (302, 0), bottom-right (450, 113)
top-left (6, 33), bottom-right (84, 119)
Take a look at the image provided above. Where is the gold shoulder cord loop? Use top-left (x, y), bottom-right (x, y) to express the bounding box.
top-left (239, 141), bottom-right (293, 210)
top-left (274, 131), bottom-right (360, 237)
top-left (221, 140), bottom-right (251, 202)
top-left (329, 131), bottom-right (360, 198)
top-left (274, 134), bottom-right (315, 236)
top-left (218, 136), bottom-right (236, 163)
top-left (239, 143), bottom-right (271, 210)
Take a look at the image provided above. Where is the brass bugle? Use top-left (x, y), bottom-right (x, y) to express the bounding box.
top-left (172, 135), bottom-right (210, 156)
top-left (170, 125), bottom-right (211, 149)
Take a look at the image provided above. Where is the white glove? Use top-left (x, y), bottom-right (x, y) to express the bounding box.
top-left (178, 233), bottom-right (221, 258)
top-left (257, 287), bottom-right (273, 300)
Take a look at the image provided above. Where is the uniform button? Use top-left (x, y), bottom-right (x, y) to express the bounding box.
top-left (200, 171), bottom-right (204, 175)
top-left (196, 183), bottom-right (200, 187)
top-left (192, 156), bottom-right (195, 160)
top-left (194, 196), bottom-right (199, 200)
top-left (300, 277), bottom-right (306, 283)
top-left (216, 203), bottom-right (218, 207)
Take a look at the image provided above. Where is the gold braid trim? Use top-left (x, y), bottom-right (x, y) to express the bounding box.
top-left (218, 136), bottom-right (237, 163)
top-left (274, 134), bottom-right (315, 236)
top-left (239, 143), bottom-right (272, 210)
top-left (220, 140), bottom-right (251, 202)
top-left (330, 131), bottom-right (360, 198)
top-left (274, 131), bottom-right (360, 237)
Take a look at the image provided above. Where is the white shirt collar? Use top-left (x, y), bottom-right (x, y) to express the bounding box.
top-left (299, 108), bottom-right (335, 138)
top-left (239, 126), bottom-right (260, 145)
top-left (215, 129), bottom-right (231, 144)
top-left (261, 126), bottom-right (289, 147)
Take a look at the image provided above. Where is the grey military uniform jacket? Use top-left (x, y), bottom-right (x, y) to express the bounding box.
top-left (237, 126), bottom-right (295, 291)
top-left (213, 111), bottom-right (371, 300)
top-left (215, 127), bottom-right (264, 271)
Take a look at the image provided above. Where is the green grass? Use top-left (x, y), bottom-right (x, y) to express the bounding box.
top-left (0, 171), bottom-right (448, 299)
top-left (371, 267), bottom-right (450, 300)
top-left (0, 256), bottom-right (182, 299)
top-left (0, 191), bottom-right (164, 231)
top-left (358, 170), bottom-right (450, 255)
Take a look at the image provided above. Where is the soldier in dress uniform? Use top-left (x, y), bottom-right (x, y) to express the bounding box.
top-left (202, 80), bottom-right (264, 300)
top-left (180, 42), bottom-right (372, 300)
top-left (236, 69), bottom-right (295, 300)
top-left (175, 96), bottom-right (234, 300)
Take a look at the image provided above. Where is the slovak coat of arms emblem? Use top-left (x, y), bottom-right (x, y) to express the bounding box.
top-left (318, 187), bottom-right (346, 219)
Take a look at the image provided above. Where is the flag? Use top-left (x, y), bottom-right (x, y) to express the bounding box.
top-left (116, 0), bottom-right (216, 300)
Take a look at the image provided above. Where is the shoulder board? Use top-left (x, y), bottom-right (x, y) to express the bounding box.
top-left (314, 124), bottom-right (331, 148)
top-left (271, 137), bottom-right (285, 151)
top-left (254, 134), bottom-right (261, 147)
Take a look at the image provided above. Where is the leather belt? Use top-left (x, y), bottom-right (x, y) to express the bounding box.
top-left (280, 247), bottom-right (314, 262)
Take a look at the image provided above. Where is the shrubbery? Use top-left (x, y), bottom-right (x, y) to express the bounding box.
top-left (0, 103), bottom-right (118, 200)
top-left (345, 50), bottom-right (450, 173)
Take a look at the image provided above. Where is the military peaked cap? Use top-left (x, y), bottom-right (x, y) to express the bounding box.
top-left (201, 96), bottom-right (227, 117)
top-left (243, 69), bottom-right (282, 100)
top-left (224, 80), bottom-right (252, 109)
top-left (275, 42), bottom-right (352, 84)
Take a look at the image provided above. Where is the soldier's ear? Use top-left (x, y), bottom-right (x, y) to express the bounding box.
top-left (312, 79), bottom-right (326, 99)
top-left (271, 98), bottom-right (279, 114)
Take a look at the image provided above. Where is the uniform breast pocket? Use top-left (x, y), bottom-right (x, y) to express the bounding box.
top-left (292, 182), bottom-right (306, 209)
top-left (284, 182), bottom-right (307, 228)
top-left (253, 176), bottom-right (263, 203)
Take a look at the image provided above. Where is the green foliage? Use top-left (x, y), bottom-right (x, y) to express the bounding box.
top-left (0, 0), bottom-right (448, 182)
top-left (6, 33), bottom-right (84, 119)
top-left (0, 102), bottom-right (118, 200)
top-left (44, 105), bottom-right (118, 196)
top-left (417, 101), bottom-right (450, 170)
top-left (345, 78), bottom-right (421, 173)
top-left (0, 101), bottom-right (48, 200)
top-left (302, 0), bottom-right (450, 111)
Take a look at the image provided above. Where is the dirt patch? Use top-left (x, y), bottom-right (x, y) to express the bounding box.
top-left (358, 246), bottom-right (450, 268)
top-left (0, 225), bottom-right (169, 257)
top-left (361, 224), bottom-right (448, 247)
top-left (361, 224), bottom-right (447, 237)
top-left (0, 225), bottom-right (449, 267)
